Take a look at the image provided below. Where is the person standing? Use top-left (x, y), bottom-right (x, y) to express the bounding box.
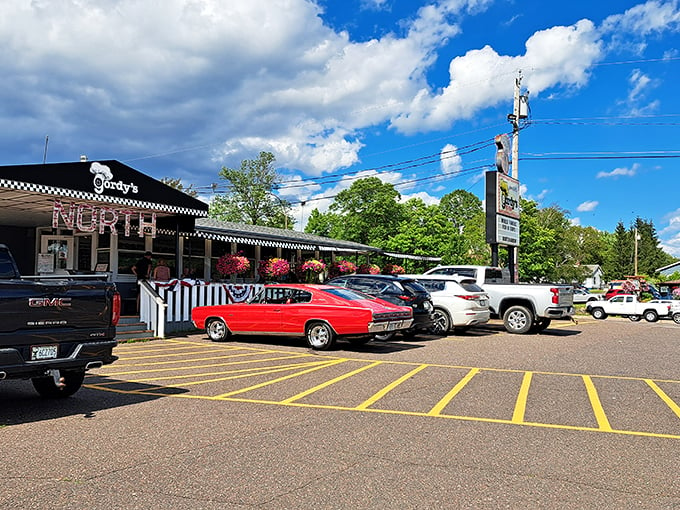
top-left (132, 251), bottom-right (153, 281)
top-left (132, 251), bottom-right (153, 312)
top-left (153, 258), bottom-right (171, 281)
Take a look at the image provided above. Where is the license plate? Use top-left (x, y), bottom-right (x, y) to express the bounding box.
top-left (388, 322), bottom-right (397, 331)
top-left (31, 344), bottom-right (58, 360)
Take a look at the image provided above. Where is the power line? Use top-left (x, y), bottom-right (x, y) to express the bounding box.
top-left (194, 134), bottom-right (502, 193)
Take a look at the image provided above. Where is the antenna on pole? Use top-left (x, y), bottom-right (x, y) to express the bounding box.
top-left (42, 135), bottom-right (49, 164)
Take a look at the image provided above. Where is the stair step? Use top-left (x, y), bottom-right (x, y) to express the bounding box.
top-left (116, 322), bottom-right (146, 332)
top-left (116, 330), bottom-right (157, 342)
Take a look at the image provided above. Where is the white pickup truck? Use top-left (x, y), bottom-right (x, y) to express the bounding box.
top-left (423, 265), bottom-right (574, 334)
top-left (586, 294), bottom-right (672, 322)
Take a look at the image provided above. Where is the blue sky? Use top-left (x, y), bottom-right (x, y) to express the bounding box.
top-left (2, 0), bottom-right (680, 256)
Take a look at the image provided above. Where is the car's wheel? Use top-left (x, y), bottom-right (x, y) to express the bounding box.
top-left (306, 321), bottom-right (336, 350)
top-left (428, 308), bottom-right (451, 335)
top-left (32, 370), bottom-right (85, 398)
top-left (206, 318), bottom-right (230, 342)
top-left (590, 307), bottom-right (607, 320)
top-left (374, 331), bottom-right (396, 341)
top-left (643, 310), bottom-right (658, 323)
top-left (673, 312), bottom-right (680, 325)
top-left (503, 305), bottom-right (534, 334)
top-left (627, 315), bottom-right (642, 322)
top-left (530, 318), bottom-right (552, 332)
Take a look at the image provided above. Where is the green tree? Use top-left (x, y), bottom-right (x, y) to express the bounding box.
top-left (305, 208), bottom-right (343, 238)
top-left (633, 217), bottom-right (675, 276)
top-left (516, 200), bottom-right (588, 282)
top-left (328, 177), bottom-right (406, 246)
top-left (604, 221), bottom-right (632, 280)
top-left (383, 198), bottom-right (456, 272)
top-left (437, 190), bottom-right (488, 264)
top-left (160, 177), bottom-right (198, 197)
top-left (209, 151), bottom-right (293, 228)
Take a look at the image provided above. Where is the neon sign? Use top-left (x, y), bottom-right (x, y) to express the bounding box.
top-left (52, 199), bottom-right (156, 238)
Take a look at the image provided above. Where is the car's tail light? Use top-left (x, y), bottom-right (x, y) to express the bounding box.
top-left (397, 294), bottom-right (416, 303)
top-left (112, 292), bottom-right (121, 326)
top-left (454, 295), bottom-right (477, 300)
top-left (550, 288), bottom-right (559, 304)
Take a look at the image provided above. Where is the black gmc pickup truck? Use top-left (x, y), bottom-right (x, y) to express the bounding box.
top-left (0, 244), bottom-right (120, 398)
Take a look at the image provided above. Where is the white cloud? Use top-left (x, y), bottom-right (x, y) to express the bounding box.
top-left (399, 191), bottom-right (440, 205)
top-left (392, 19), bottom-right (603, 133)
top-left (440, 144), bottom-right (462, 174)
top-left (0, 0), bottom-right (678, 194)
top-left (596, 163), bottom-right (639, 179)
top-left (602, 0), bottom-right (680, 36)
top-left (360, 0), bottom-right (390, 10)
top-left (619, 68), bottom-right (661, 115)
top-left (577, 200), bottom-right (599, 212)
top-left (629, 69), bottom-right (652, 101)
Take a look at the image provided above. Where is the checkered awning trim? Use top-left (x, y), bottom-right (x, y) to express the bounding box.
top-left (0, 179), bottom-right (207, 216)
top-left (195, 230), bottom-right (314, 250)
top-left (382, 251), bottom-right (442, 261)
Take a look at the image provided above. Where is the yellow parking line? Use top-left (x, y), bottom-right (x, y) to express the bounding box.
top-left (356, 364), bottom-right (428, 410)
top-left (282, 361), bottom-right (383, 404)
top-left (428, 368), bottom-right (479, 416)
top-left (214, 358), bottom-right (348, 398)
top-left (583, 375), bottom-right (612, 431)
top-left (116, 347), bottom-right (244, 361)
top-left (102, 353), bottom-right (313, 376)
top-left (645, 379), bottom-right (680, 419)
top-left (96, 359), bottom-right (335, 386)
top-left (512, 371), bottom-right (533, 423)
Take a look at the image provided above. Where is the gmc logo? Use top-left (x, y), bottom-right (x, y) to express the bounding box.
top-left (28, 297), bottom-right (72, 308)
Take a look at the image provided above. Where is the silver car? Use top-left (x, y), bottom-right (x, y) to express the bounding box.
top-left (572, 288), bottom-right (600, 304)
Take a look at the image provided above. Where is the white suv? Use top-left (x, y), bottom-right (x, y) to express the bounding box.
top-left (405, 275), bottom-right (490, 334)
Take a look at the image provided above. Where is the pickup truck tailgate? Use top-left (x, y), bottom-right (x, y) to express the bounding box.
top-left (0, 279), bottom-right (115, 334)
top-left (557, 286), bottom-right (574, 306)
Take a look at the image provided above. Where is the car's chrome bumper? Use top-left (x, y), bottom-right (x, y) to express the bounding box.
top-left (368, 318), bottom-right (413, 333)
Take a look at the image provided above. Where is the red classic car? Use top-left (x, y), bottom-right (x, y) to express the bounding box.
top-left (191, 284), bottom-right (413, 350)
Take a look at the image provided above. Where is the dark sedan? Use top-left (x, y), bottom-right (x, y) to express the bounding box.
top-left (326, 274), bottom-right (434, 339)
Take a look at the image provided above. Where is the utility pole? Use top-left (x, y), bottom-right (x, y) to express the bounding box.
top-left (634, 227), bottom-right (640, 275)
top-left (508, 72), bottom-right (523, 283)
top-left (511, 73), bottom-right (521, 180)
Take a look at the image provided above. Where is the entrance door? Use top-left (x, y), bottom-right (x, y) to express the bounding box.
top-left (40, 236), bottom-right (74, 274)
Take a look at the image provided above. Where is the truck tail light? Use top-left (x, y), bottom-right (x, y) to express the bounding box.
top-left (550, 288), bottom-right (559, 304)
top-left (112, 291), bottom-right (121, 326)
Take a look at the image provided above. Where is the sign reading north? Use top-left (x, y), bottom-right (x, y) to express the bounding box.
top-left (52, 199), bottom-right (157, 238)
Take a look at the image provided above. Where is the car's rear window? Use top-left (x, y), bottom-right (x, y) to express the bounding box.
top-left (322, 287), bottom-right (375, 301)
top-left (401, 280), bottom-right (429, 295)
top-left (458, 279), bottom-right (484, 292)
top-left (418, 280), bottom-right (446, 292)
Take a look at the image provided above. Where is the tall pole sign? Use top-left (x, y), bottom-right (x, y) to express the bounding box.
top-left (486, 72), bottom-right (527, 281)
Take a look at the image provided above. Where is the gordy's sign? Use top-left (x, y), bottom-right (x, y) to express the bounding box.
top-left (90, 162), bottom-right (138, 195)
top-left (52, 199), bottom-right (157, 238)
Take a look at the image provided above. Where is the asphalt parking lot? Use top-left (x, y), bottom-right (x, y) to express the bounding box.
top-left (1, 317), bottom-right (679, 509)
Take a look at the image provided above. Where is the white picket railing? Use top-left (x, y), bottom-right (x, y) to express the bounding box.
top-left (139, 280), bottom-right (264, 337)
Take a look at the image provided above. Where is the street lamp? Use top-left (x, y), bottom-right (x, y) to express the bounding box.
top-left (269, 193), bottom-right (289, 230)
